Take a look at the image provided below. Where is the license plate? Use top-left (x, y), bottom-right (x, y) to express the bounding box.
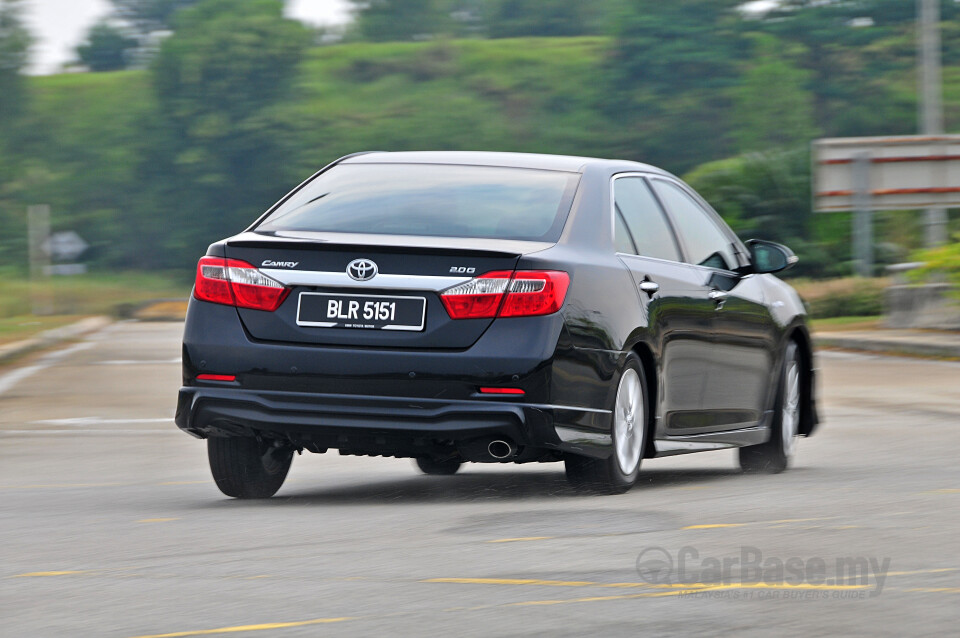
top-left (296, 292), bottom-right (426, 331)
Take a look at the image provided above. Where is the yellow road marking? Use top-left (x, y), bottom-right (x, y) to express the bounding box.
top-left (423, 577), bottom-right (869, 592)
top-left (120, 572), bottom-right (960, 636)
top-left (11, 570), bottom-right (87, 578)
top-left (506, 582), bottom-right (874, 607)
top-left (682, 517), bottom-right (836, 531)
top-left (138, 518), bottom-right (179, 523)
top-left (878, 568), bottom-right (957, 577)
top-left (127, 617), bottom-right (354, 638)
top-left (924, 488), bottom-right (960, 494)
top-left (486, 537), bottom-right (554, 543)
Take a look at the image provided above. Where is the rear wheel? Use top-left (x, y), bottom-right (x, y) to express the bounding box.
top-left (565, 353), bottom-right (647, 494)
top-left (207, 437), bottom-right (292, 499)
top-left (414, 456), bottom-right (462, 475)
top-left (739, 341), bottom-right (801, 474)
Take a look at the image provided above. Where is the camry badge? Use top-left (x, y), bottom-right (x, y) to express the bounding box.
top-left (347, 259), bottom-right (378, 281)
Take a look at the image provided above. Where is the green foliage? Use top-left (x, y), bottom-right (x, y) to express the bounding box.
top-left (609, 0), bottom-right (744, 95)
top-left (747, 0), bottom-right (935, 138)
top-left (0, 0), bottom-right (32, 269)
top-left (603, 0), bottom-right (746, 171)
top-left (5, 4), bottom-right (960, 277)
top-left (0, 269), bottom-right (189, 319)
top-left (155, 0), bottom-right (309, 123)
top-left (731, 34), bottom-right (817, 153)
top-left (145, 0), bottom-right (311, 265)
top-left (77, 21), bottom-right (138, 71)
top-left (485, 0), bottom-right (610, 38)
top-left (348, 0), bottom-right (451, 42)
top-left (683, 149), bottom-right (816, 262)
top-left (111, 0), bottom-right (201, 35)
top-left (0, 0), bottom-right (31, 124)
top-left (910, 239), bottom-right (960, 295)
top-left (791, 277), bottom-right (888, 319)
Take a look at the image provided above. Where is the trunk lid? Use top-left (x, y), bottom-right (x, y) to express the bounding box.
top-left (224, 231), bottom-right (553, 349)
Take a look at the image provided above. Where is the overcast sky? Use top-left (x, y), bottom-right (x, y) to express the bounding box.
top-left (23, 0), bottom-right (353, 75)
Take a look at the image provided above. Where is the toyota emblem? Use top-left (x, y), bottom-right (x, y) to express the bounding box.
top-left (347, 259), bottom-right (378, 281)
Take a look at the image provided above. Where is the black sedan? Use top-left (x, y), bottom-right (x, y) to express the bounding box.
top-left (176, 151), bottom-right (819, 498)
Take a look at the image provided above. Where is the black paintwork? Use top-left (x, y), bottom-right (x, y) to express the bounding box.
top-left (176, 151), bottom-right (818, 463)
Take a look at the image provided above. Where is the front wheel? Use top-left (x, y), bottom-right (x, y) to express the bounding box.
top-left (565, 353), bottom-right (648, 494)
top-left (739, 340), bottom-right (802, 474)
top-left (207, 437), bottom-right (292, 499)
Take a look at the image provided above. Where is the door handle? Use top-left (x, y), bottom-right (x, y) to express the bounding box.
top-left (639, 280), bottom-right (659, 296)
top-left (709, 289), bottom-right (728, 309)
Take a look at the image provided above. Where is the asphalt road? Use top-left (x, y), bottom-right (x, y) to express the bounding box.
top-left (2, 322), bottom-right (959, 637)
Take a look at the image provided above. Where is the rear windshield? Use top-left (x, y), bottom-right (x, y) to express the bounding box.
top-left (255, 163), bottom-right (581, 242)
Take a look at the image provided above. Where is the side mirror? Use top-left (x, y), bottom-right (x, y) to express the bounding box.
top-left (747, 239), bottom-right (798, 274)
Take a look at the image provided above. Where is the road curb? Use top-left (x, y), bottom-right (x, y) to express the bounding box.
top-left (0, 316), bottom-right (112, 365)
top-left (814, 334), bottom-right (960, 359)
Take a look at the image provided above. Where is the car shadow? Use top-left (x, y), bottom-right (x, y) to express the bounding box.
top-left (212, 466), bottom-right (744, 507)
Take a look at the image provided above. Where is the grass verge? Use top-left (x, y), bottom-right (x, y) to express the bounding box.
top-left (0, 271), bottom-right (189, 320)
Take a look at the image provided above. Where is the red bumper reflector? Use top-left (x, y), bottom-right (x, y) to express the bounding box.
top-left (196, 374), bottom-right (236, 382)
top-left (479, 387), bottom-right (525, 395)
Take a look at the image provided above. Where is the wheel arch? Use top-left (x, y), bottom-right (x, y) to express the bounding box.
top-left (630, 341), bottom-right (659, 459)
top-left (787, 324), bottom-right (819, 437)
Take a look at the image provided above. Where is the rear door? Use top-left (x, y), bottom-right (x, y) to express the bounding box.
top-left (649, 178), bottom-right (776, 429)
top-left (612, 175), bottom-right (717, 435)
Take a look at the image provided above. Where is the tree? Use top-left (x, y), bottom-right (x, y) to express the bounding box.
top-left (111, 0), bottom-right (201, 35)
top-left (604, 0), bottom-right (746, 171)
top-left (731, 34), bottom-right (817, 153)
top-left (77, 21), bottom-right (138, 71)
top-left (485, 0), bottom-right (610, 38)
top-left (348, 0), bottom-right (450, 41)
top-left (684, 149), bottom-right (838, 277)
top-left (763, 0), bottom-right (959, 32)
top-left (146, 0), bottom-right (311, 265)
top-left (0, 0), bottom-right (31, 125)
top-left (749, 0), bottom-right (959, 137)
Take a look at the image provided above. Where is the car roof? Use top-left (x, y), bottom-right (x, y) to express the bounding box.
top-left (341, 150), bottom-right (670, 176)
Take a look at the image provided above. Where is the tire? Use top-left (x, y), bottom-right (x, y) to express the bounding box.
top-left (414, 456), bottom-right (462, 475)
top-left (739, 340), bottom-right (802, 474)
top-left (207, 436), bottom-right (292, 499)
top-left (565, 353), bottom-right (648, 494)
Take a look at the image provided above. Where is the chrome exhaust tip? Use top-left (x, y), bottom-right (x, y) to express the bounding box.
top-left (487, 439), bottom-right (515, 460)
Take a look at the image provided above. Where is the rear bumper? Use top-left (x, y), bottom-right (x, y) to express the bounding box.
top-left (175, 386), bottom-right (609, 458)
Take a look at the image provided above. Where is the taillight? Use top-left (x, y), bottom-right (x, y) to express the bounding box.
top-left (194, 256), bottom-right (290, 312)
top-left (499, 271), bottom-right (570, 317)
top-left (438, 271), bottom-right (512, 319)
top-left (440, 270), bottom-right (569, 319)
